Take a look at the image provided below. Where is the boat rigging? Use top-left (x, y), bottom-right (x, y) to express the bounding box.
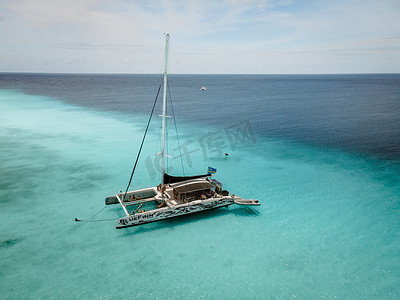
top-left (105, 34), bottom-right (259, 229)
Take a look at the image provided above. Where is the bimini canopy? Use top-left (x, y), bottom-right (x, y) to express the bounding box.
top-left (170, 179), bottom-right (214, 194)
top-left (164, 173), bottom-right (211, 184)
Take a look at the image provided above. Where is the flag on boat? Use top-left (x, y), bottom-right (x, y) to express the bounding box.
top-left (208, 166), bottom-right (217, 174)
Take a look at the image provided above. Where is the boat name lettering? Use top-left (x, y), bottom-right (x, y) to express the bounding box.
top-left (120, 213), bottom-right (155, 224)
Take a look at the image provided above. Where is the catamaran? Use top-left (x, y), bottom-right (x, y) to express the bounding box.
top-left (105, 34), bottom-right (259, 229)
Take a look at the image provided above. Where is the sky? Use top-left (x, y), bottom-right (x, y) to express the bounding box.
top-left (0, 0), bottom-right (399, 74)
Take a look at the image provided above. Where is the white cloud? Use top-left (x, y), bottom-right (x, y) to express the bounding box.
top-left (0, 0), bottom-right (399, 73)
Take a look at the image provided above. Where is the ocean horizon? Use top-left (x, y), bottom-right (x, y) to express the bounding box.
top-left (1, 73), bottom-right (399, 299)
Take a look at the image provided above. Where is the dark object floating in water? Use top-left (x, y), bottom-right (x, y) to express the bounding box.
top-left (0, 237), bottom-right (23, 248)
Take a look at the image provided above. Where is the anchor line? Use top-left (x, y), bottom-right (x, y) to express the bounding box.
top-left (75, 205), bottom-right (109, 223)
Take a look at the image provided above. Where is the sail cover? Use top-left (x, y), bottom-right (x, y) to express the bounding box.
top-left (163, 173), bottom-right (211, 184)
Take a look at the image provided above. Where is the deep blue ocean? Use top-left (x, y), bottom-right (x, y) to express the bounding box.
top-left (1, 73), bottom-right (399, 299)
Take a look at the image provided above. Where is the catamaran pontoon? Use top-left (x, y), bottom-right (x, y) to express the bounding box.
top-left (105, 34), bottom-right (259, 229)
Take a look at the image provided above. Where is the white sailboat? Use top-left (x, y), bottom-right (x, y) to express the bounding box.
top-left (105, 34), bottom-right (259, 229)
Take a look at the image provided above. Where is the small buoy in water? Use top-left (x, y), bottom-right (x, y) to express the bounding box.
top-left (74, 218), bottom-right (81, 222)
top-left (225, 153), bottom-right (229, 156)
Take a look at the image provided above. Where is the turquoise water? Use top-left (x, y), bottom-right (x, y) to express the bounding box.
top-left (1, 75), bottom-right (400, 299)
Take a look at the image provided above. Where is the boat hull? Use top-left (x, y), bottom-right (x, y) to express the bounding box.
top-left (116, 197), bottom-right (235, 229)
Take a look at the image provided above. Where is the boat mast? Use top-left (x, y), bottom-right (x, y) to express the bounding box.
top-left (160, 33), bottom-right (170, 198)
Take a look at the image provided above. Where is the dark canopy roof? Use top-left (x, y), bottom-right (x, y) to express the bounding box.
top-left (164, 173), bottom-right (211, 184)
top-left (170, 179), bottom-right (214, 194)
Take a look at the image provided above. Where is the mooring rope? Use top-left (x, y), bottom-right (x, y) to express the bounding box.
top-left (74, 205), bottom-right (112, 223)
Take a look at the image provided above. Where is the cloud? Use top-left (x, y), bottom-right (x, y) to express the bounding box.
top-left (3, 0), bottom-right (97, 27)
top-left (0, 0), bottom-right (399, 73)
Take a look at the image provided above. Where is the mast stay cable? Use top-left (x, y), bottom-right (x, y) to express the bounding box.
top-left (122, 79), bottom-right (163, 202)
top-left (167, 82), bottom-right (186, 178)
